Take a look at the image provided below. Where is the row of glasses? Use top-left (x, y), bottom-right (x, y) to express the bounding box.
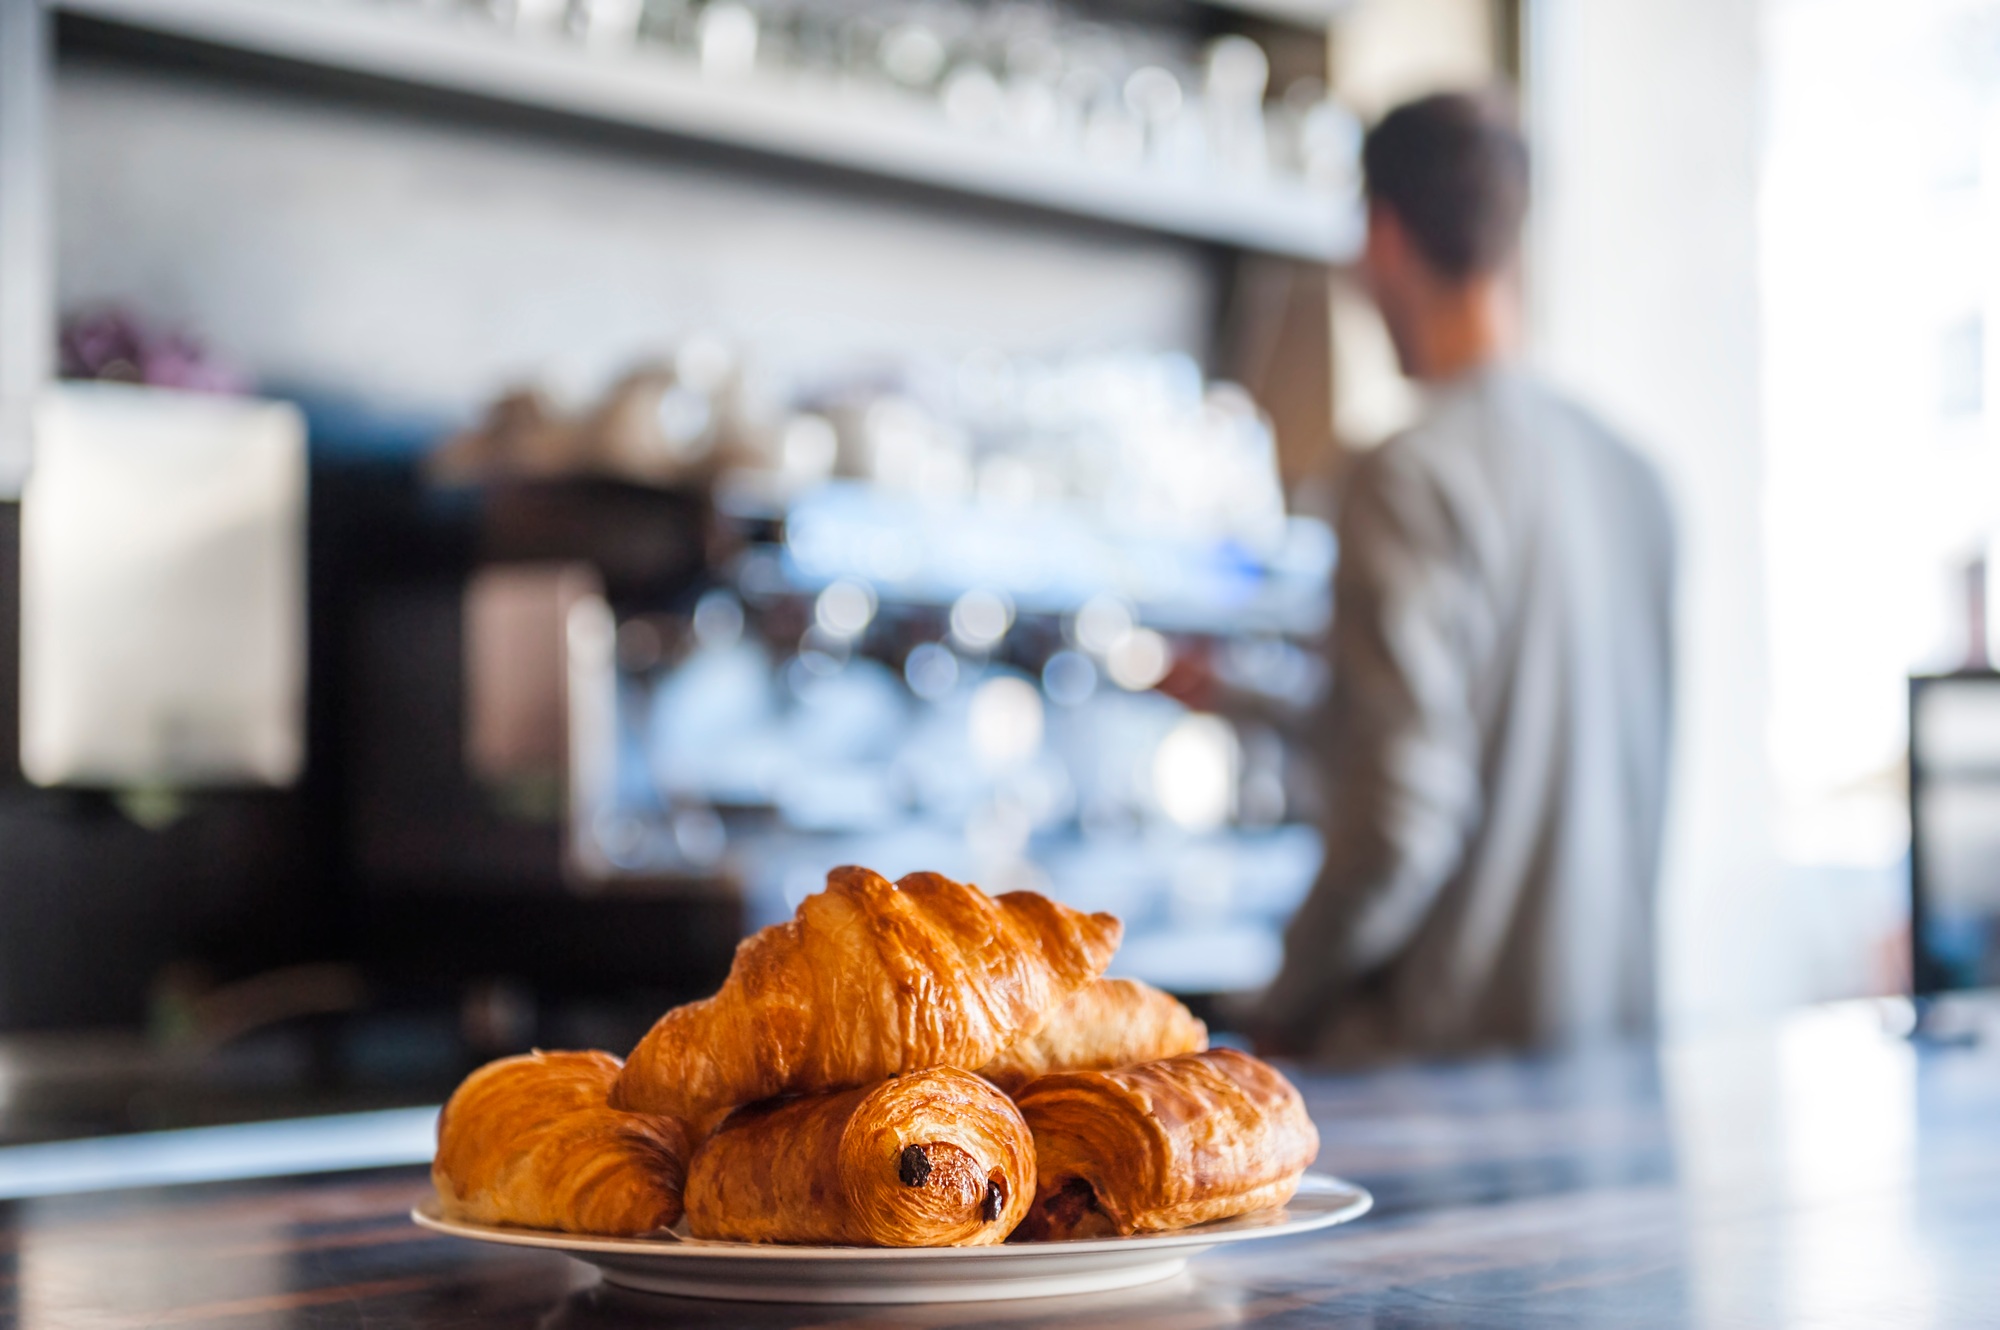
top-left (387, 0), bottom-right (1361, 190)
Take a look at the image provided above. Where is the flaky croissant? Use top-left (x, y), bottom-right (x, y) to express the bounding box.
top-left (1012, 1048), bottom-right (1319, 1240)
top-left (432, 1050), bottom-right (688, 1236)
top-left (685, 1067), bottom-right (1035, 1246)
top-left (977, 977), bottom-right (1210, 1094)
top-left (613, 866), bottom-right (1122, 1138)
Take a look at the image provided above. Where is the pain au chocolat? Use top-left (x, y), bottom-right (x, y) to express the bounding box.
top-left (1013, 1047), bottom-right (1319, 1241)
top-left (684, 1066), bottom-right (1034, 1246)
top-left (977, 976), bottom-right (1209, 1095)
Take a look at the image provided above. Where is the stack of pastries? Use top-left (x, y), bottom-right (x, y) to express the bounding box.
top-left (431, 866), bottom-right (1319, 1246)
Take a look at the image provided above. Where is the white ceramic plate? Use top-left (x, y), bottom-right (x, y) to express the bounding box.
top-left (412, 1171), bottom-right (1372, 1304)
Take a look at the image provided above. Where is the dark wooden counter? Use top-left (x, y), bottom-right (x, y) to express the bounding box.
top-left (2, 1000), bottom-right (1995, 1328)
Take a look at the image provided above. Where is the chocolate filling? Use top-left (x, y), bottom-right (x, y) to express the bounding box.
top-left (898, 1144), bottom-right (932, 1187)
top-left (1044, 1176), bottom-right (1097, 1228)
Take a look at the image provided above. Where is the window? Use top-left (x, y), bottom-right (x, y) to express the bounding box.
top-left (1762, 0), bottom-right (2000, 905)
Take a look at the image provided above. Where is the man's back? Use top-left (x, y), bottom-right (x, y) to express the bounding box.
top-left (1260, 366), bottom-right (1674, 1060)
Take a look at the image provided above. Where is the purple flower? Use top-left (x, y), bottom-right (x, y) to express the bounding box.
top-left (59, 307), bottom-right (249, 395)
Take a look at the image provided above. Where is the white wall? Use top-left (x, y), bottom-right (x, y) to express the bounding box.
top-left (1332, 0), bottom-right (1496, 117)
top-left (1526, 0), bottom-right (1796, 1028)
top-left (53, 62), bottom-right (1212, 424)
top-left (1324, 0), bottom-right (1495, 454)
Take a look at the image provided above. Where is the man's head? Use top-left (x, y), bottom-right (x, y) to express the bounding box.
top-left (1360, 91), bottom-right (1529, 381)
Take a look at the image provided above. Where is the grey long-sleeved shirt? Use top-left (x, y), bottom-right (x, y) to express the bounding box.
top-left (1258, 365), bottom-right (1675, 1062)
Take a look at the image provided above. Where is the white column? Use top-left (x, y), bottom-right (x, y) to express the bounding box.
top-left (1524, 0), bottom-right (1791, 1028)
top-left (0, 0), bottom-right (50, 495)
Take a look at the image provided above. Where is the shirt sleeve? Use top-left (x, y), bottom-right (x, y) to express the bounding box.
top-left (1256, 443), bottom-right (1487, 1047)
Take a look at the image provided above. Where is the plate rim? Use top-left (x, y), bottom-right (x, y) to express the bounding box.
top-left (411, 1170), bottom-right (1372, 1260)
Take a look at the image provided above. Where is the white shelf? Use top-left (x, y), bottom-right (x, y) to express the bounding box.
top-left (0, 1106), bottom-right (438, 1199)
top-left (54, 0), bottom-right (1360, 263)
top-left (1203, 0), bottom-right (1355, 27)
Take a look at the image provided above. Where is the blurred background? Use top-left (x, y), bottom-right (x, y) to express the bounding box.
top-left (0, 0), bottom-right (1996, 1141)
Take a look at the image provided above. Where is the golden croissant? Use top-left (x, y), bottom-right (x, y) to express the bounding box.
top-left (613, 866), bottom-right (1122, 1138)
top-left (685, 1067), bottom-right (1035, 1246)
top-left (432, 1050), bottom-right (688, 1236)
top-left (977, 976), bottom-right (1209, 1095)
top-left (1013, 1048), bottom-right (1319, 1240)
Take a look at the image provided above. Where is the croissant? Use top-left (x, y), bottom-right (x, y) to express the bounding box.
top-left (977, 977), bottom-right (1210, 1094)
top-left (613, 866), bottom-right (1122, 1138)
top-left (432, 1050), bottom-right (688, 1236)
top-left (684, 1067), bottom-right (1035, 1246)
top-left (1012, 1048), bottom-right (1319, 1240)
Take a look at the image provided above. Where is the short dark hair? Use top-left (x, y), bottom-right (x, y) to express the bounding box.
top-left (1362, 91), bottom-right (1529, 281)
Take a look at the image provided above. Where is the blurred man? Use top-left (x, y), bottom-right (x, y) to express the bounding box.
top-left (1256, 92), bottom-right (1675, 1061)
